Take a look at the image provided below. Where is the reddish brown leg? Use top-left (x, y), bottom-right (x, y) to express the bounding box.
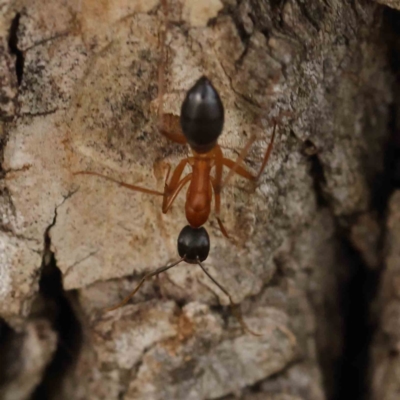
top-left (159, 115), bottom-right (187, 144)
top-left (75, 158), bottom-right (191, 213)
top-left (162, 174), bottom-right (192, 213)
top-left (211, 177), bottom-right (230, 239)
top-left (211, 146), bottom-right (230, 238)
top-left (253, 122), bottom-right (277, 180)
top-left (215, 198), bottom-right (230, 238)
top-left (220, 134), bottom-right (257, 188)
top-left (221, 158), bottom-right (258, 180)
top-left (73, 171), bottom-right (164, 197)
top-left (221, 122), bottom-right (277, 188)
top-left (162, 158), bottom-right (193, 212)
top-left (157, 0), bottom-right (187, 145)
top-left (213, 145), bottom-right (224, 193)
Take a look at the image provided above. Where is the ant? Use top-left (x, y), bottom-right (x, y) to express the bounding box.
top-left (74, 78), bottom-right (277, 336)
top-left (73, 2), bottom-right (277, 335)
top-left (74, 76), bottom-right (276, 238)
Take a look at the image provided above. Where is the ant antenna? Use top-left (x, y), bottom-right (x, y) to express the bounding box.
top-left (104, 225), bottom-right (263, 336)
top-left (104, 258), bottom-right (184, 312)
top-left (195, 259), bottom-right (262, 337)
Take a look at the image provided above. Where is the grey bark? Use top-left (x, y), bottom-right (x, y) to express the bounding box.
top-left (0, 0), bottom-right (395, 399)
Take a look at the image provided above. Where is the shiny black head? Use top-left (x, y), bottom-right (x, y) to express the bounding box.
top-left (177, 225), bottom-right (210, 263)
top-left (180, 76), bottom-right (224, 153)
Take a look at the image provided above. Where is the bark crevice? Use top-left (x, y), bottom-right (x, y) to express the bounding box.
top-left (30, 212), bottom-right (84, 400)
top-left (8, 13), bottom-right (24, 86)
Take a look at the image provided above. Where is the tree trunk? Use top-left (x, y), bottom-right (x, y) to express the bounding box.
top-left (0, 0), bottom-right (396, 399)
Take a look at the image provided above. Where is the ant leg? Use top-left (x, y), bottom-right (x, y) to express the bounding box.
top-left (212, 146), bottom-right (232, 238)
top-left (162, 158), bottom-right (192, 212)
top-left (211, 177), bottom-right (230, 239)
top-left (215, 203), bottom-right (230, 239)
top-left (162, 173), bottom-right (192, 212)
top-left (221, 122), bottom-right (277, 187)
top-left (196, 259), bottom-right (262, 336)
top-left (104, 258), bottom-right (185, 312)
top-left (157, 0), bottom-right (187, 145)
top-left (213, 144), bottom-right (224, 192)
top-left (220, 134), bottom-right (257, 188)
top-left (253, 121), bottom-right (277, 181)
top-left (221, 158), bottom-right (257, 180)
top-left (159, 115), bottom-right (187, 144)
top-left (76, 159), bottom-right (190, 214)
top-left (73, 171), bottom-right (164, 197)
top-left (74, 157), bottom-right (190, 203)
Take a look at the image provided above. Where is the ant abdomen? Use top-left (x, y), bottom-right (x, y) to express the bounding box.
top-left (180, 76), bottom-right (224, 153)
top-left (177, 225), bottom-right (210, 263)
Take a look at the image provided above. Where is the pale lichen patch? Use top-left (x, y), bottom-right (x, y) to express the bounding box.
top-left (182, 0), bottom-right (223, 27)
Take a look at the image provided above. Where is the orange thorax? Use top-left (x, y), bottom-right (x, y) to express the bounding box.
top-left (185, 158), bottom-right (212, 228)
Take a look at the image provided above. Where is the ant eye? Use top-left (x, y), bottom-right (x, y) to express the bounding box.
top-left (180, 76), bottom-right (224, 153)
top-left (177, 225), bottom-right (210, 263)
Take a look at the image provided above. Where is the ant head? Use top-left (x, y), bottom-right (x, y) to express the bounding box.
top-left (180, 76), bottom-right (224, 154)
top-left (177, 225), bottom-right (210, 263)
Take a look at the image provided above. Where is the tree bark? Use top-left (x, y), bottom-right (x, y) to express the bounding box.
top-left (0, 0), bottom-right (394, 399)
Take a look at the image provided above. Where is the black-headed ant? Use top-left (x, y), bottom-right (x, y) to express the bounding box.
top-left (74, 0), bottom-right (277, 336)
top-left (74, 76), bottom-right (276, 336)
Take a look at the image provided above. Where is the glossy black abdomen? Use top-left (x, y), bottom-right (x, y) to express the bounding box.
top-left (180, 76), bottom-right (224, 153)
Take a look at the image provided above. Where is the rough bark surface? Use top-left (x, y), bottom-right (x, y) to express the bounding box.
top-left (370, 9), bottom-right (400, 400)
top-left (376, 0), bottom-right (400, 11)
top-left (372, 192), bottom-right (400, 400)
top-left (0, 0), bottom-right (395, 399)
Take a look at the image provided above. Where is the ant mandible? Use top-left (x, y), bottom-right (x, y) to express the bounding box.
top-left (75, 76), bottom-right (276, 237)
